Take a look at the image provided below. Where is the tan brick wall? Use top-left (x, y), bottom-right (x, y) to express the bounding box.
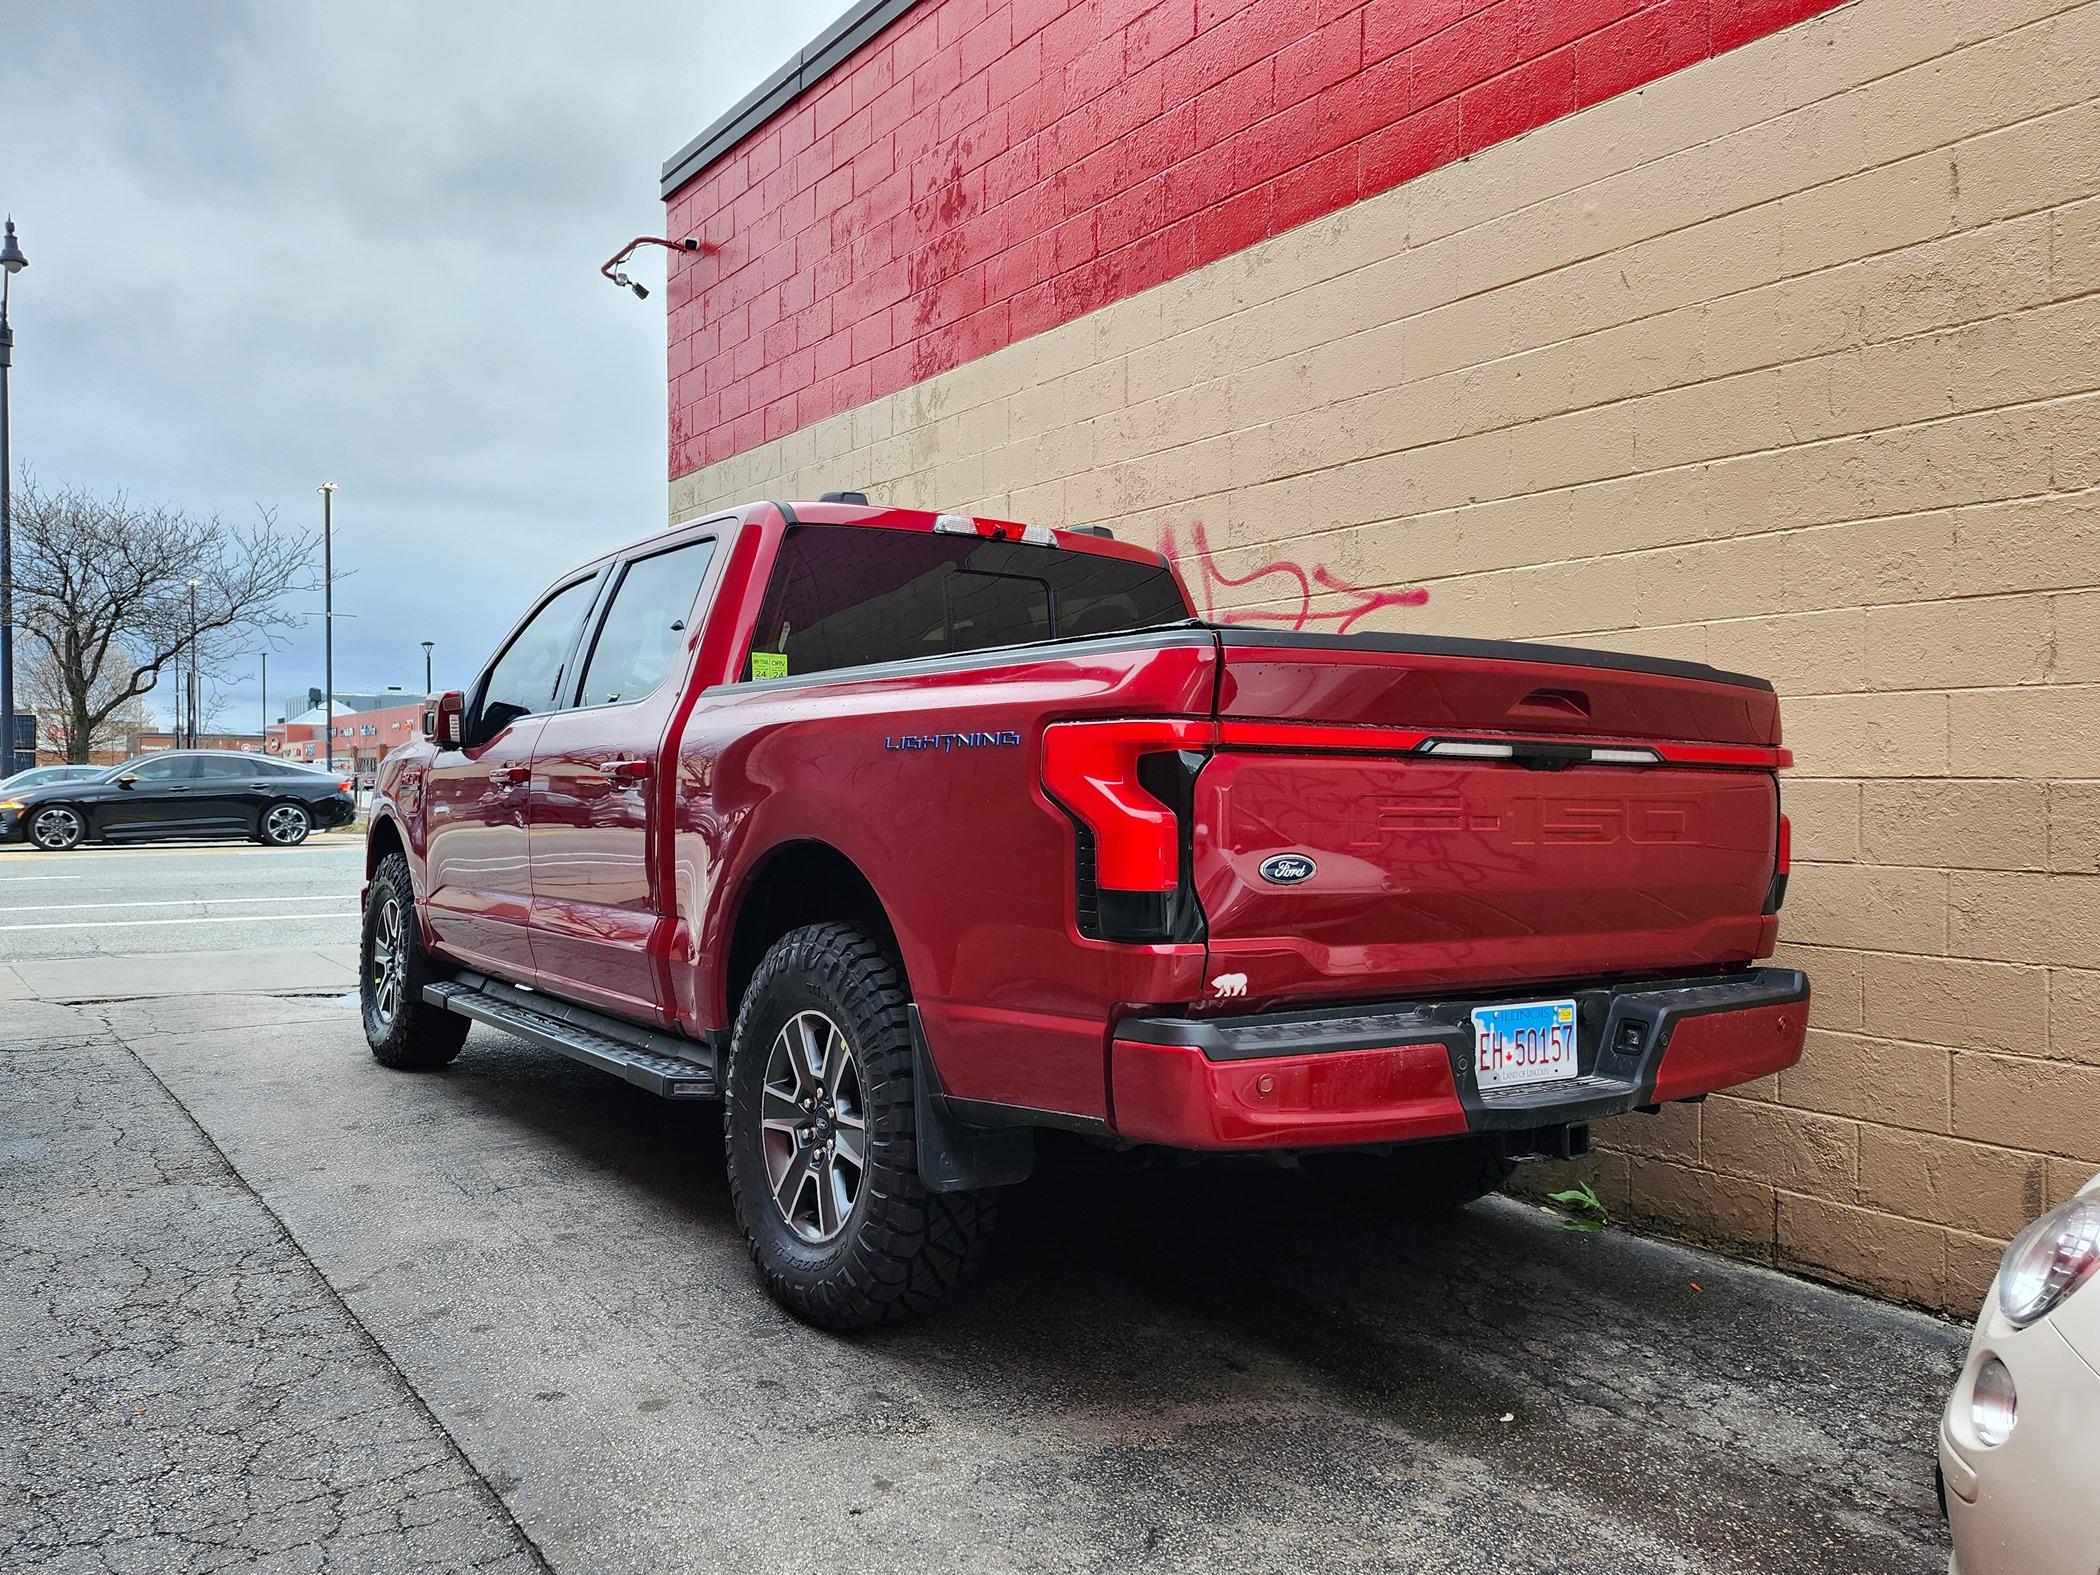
top-left (670, 0), bottom-right (2100, 1315)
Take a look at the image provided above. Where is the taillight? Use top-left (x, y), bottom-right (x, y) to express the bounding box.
top-left (340, 779), bottom-right (353, 794)
top-left (1041, 719), bottom-right (1211, 943)
top-left (1765, 812), bottom-right (1791, 914)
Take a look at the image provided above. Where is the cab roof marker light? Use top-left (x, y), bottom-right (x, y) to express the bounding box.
top-left (1589, 747), bottom-right (1664, 765)
top-left (933, 514), bottom-right (1060, 547)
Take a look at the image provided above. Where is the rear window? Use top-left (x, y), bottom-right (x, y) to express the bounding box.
top-left (745, 525), bottom-right (1188, 680)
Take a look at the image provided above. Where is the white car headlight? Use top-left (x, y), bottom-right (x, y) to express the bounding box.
top-left (1998, 1197), bottom-right (2100, 1327)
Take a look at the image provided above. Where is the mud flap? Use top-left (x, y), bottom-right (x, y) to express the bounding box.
top-left (909, 1006), bottom-right (1035, 1192)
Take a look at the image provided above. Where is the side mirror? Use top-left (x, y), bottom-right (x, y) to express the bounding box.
top-left (424, 690), bottom-right (466, 749)
top-left (116, 773), bottom-right (139, 788)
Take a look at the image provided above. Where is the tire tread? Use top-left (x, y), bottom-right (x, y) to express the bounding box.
top-left (723, 922), bottom-right (998, 1329)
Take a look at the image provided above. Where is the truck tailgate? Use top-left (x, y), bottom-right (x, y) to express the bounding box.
top-left (1197, 634), bottom-right (1786, 1005)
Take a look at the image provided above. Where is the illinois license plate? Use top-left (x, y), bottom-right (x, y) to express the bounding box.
top-left (1471, 999), bottom-right (1580, 1092)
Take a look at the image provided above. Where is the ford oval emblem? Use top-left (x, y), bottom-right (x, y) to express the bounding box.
top-left (1260, 853), bottom-right (1317, 885)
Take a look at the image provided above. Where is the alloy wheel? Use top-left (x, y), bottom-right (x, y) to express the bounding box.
top-left (264, 804), bottom-right (309, 844)
top-left (369, 895), bottom-right (407, 1027)
top-left (759, 1010), bottom-right (867, 1244)
top-left (30, 808), bottom-right (82, 850)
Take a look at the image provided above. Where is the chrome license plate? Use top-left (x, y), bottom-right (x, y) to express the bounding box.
top-left (1471, 999), bottom-right (1580, 1092)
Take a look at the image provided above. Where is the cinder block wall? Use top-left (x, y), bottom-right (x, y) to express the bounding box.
top-left (668, 0), bottom-right (2100, 1314)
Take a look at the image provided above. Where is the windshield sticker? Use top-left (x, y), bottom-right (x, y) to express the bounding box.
top-left (749, 651), bottom-right (789, 681)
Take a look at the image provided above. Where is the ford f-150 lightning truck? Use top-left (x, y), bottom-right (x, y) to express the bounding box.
top-left (361, 499), bottom-right (1807, 1328)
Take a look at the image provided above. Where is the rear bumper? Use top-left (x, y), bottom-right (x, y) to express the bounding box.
top-left (1109, 968), bottom-right (1807, 1150)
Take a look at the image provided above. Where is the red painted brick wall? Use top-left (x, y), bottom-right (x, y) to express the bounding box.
top-left (664, 0), bottom-right (1843, 477)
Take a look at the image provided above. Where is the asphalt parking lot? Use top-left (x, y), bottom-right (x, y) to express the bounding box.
top-left (0, 842), bottom-right (1967, 1574)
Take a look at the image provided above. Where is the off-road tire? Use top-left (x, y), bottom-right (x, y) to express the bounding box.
top-left (257, 800), bottom-right (312, 846)
top-left (361, 851), bottom-right (469, 1070)
top-left (27, 805), bottom-right (86, 851)
top-left (724, 922), bottom-right (998, 1330)
top-left (1299, 1137), bottom-right (1515, 1216)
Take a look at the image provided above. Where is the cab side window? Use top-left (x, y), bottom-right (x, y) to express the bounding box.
top-left (475, 575), bottom-right (600, 741)
top-left (576, 540), bottom-right (717, 708)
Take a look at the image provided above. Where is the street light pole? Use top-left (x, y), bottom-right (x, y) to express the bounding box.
top-left (421, 640), bottom-right (434, 693)
top-left (186, 578), bottom-right (199, 747)
top-left (319, 482), bottom-right (337, 771)
top-left (0, 217), bottom-right (28, 775)
top-left (260, 650), bottom-right (268, 739)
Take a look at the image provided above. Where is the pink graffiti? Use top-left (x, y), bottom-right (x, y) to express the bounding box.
top-left (1158, 519), bottom-right (1428, 633)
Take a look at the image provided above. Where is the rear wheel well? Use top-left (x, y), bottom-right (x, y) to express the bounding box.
top-left (725, 842), bottom-right (901, 1023)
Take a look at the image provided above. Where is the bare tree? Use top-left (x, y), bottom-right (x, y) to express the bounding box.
top-left (20, 644), bottom-right (150, 760)
top-left (11, 475), bottom-right (316, 763)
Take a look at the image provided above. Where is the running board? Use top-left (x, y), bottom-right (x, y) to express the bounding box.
top-left (423, 974), bottom-right (719, 1099)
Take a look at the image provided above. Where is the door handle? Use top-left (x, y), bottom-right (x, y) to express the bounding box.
top-left (488, 765), bottom-right (530, 786)
top-left (603, 759), bottom-right (652, 782)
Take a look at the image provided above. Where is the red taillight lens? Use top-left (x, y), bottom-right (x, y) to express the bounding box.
top-left (340, 779), bottom-right (353, 794)
top-left (1765, 811), bottom-right (1791, 913)
top-left (1041, 719), bottom-right (1212, 940)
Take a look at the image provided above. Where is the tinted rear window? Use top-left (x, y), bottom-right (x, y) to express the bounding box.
top-left (745, 526), bottom-right (1188, 680)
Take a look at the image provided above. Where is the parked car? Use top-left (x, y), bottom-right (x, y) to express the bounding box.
top-left (0, 763), bottom-right (103, 796)
top-left (0, 750), bottom-right (354, 850)
top-left (361, 499), bottom-right (1806, 1328)
top-left (1940, 1173), bottom-right (2100, 1573)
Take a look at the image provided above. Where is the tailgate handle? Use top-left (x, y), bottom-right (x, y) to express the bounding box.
top-left (1510, 687), bottom-right (1590, 721)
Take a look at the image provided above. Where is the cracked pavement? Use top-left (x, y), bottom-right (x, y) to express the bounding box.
top-left (0, 1002), bottom-right (542, 1575)
top-left (2, 978), bottom-right (1964, 1574)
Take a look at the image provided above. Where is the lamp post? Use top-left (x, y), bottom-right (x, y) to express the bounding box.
top-left (421, 640), bottom-right (434, 693)
top-left (186, 578), bottom-right (200, 747)
top-left (260, 650), bottom-right (268, 739)
top-left (0, 217), bottom-right (27, 775)
top-left (319, 482), bottom-right (337, 771)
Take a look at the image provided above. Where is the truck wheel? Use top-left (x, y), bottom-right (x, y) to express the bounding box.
top-left (361, 851), bottom-right (469, 1070)
top-left (724, 922), bottom-right (998, 1329)
top-left (1299, 1137), bottom-right (1515, 1216)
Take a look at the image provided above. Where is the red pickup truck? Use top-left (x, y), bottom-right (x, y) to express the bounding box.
top-left (362, 499), bottom-right (1806, 1327)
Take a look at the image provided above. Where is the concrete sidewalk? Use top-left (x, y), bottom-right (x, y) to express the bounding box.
top-left (0, 944), bottom-right (358, 1004)
top-left (1, 996), bottom-right (539, 1574)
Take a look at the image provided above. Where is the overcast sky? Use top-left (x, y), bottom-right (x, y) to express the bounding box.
top-left (7, 0), bottom-right (841, 730)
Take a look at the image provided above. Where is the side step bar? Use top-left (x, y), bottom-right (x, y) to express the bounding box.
top-left (423, 973), bottom-right (719, 1099)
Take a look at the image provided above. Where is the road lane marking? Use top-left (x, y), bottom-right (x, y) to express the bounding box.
top-left (0, 876), bottom-right (83, 882)
top-left (0, 844), bottom-right (361, 862)
top-left (0, 895), bottom-right (360, 914)
top-left (0, 912), bottom-right (359, 931)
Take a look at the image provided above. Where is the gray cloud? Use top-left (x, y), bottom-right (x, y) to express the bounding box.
top-left (7, 0), bottom-right (840, 725)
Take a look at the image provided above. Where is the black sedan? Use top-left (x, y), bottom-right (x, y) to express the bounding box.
top-left (0, 751), bottom-right (355, 851)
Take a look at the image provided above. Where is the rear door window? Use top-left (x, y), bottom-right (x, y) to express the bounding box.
top-left (745, 525), bottom-right (1188, 680)
top-left (576, 539), bottom-right (718, 707)
top-left (192, 756), bottom-right (258, 781)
